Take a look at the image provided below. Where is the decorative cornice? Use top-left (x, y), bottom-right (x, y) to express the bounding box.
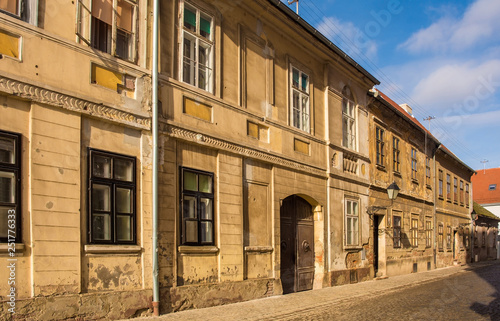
top-left (163, 124), bottom-right (326, 178)
top-left (0, 75), bottom-right (151, 130)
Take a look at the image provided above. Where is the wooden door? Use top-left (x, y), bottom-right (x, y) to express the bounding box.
top-left (280, 196), bottom-right (314, 293)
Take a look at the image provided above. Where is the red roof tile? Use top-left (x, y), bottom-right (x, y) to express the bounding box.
top-left (472, 168), bottom-right (500, 204)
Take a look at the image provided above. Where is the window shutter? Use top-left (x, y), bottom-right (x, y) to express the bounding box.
top-left (200, 17), bottom-right (211, 36)
top-left (76, 0), bottom-right (92, 45)
top-left (92, 0), bottom-right (113, 26)
top-left (117, 0), bottom-right (133, 32)
top-left (184, 8), bottom-right (196, 28)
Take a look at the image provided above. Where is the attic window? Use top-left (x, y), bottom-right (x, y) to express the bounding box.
top-left (489, 184), bottom-right (497, 191)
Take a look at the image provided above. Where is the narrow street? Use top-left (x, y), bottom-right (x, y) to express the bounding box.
top-left (129, 261), bottom-right (500, 321)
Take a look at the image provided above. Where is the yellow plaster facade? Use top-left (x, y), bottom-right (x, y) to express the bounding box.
top-left (0, 0), bottom-right (477, 320)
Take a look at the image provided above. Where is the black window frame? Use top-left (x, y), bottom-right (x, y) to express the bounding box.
top-left (376, 127), bottom-right (385, 166)
top-left (438, 169), bottom-right (444, 198)
top-left (446, 174), bottom-right (451, 201)
top-left (180, 167), bottom-right (215, 246)
top-left (453, 177), bottom-right (458, 203)
top-left (392, 136), bottom-right (400, 173)
top-left (88, 148), bottom-right (136, 245)
top-left (0, 130), bottom-right (21, 243)
top-left (438, 223), bottom-right (444, 251)
top-left (411, 148), bottom-right (418, 180)
top-left (393, 215), bottom-right (401, 248)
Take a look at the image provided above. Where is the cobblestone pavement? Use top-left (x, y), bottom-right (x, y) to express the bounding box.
top-left (129, 261), bottom-right (500, 321)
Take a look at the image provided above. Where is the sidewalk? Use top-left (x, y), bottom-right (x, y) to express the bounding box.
top-left (127, 260), bottom-right (500, 321)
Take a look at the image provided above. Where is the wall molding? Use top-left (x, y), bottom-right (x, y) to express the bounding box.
top-left (163, 123), bottom-right (326, 178)
top-left (0, 75), bottom-right (151, 129)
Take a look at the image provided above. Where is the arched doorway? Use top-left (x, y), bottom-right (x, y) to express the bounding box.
top-left (280, 195), bottom-right (314, 294)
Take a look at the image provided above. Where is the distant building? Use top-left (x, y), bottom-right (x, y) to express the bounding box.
top-left (471, 168), bottom-right (500, 218)
top-left (471, 202), bottom-right (499, 261)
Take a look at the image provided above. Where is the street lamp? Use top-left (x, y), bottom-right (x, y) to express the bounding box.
top-left (386, 182), bottom-right (400, 201)
top-left (367, 182), bottom-right (400, 216)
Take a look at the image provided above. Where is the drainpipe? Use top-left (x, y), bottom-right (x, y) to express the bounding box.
top-left (152, 0), bottom-right (160, 316)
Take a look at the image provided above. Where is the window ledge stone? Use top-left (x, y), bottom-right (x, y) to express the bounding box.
top-left (0, 243), bottom-right (25, 253)
top-left (84, 244), bottom-right (142, 254)
top-left (178, 245), bottom-right (219, 254)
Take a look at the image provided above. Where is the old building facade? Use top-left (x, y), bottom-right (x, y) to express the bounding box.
top-left (434, 146), bottom-right (475, 267)
top-left (367, 90), bottom-right (475, 276)
top-left (0, 0), bottom-right (154, 319)
top-left (156, 0), bottom-right (379, 311)
top-left (0, 0), bottom-right (478, 320)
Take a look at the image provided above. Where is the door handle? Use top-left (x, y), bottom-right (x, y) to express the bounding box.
top-left (302, 240), bottom-right (311, 252)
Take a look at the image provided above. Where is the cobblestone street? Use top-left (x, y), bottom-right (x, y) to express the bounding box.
top-left (129, 261), bottom-right (500, 321)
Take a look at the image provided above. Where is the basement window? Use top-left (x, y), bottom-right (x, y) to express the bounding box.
top-left (489, 184), bottom-right (497, 191)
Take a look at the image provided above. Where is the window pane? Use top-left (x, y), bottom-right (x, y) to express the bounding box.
top-left (200, 198), bottom-right (212, 220)
top-left (183, 37), bottom-right (194, 85)
top-left (184, 7), bottom-right (196, 31)
top-left (92, 213), bottom-right (111, 241)
top-left (200, 15), bottom-right (211, 38)
top-left (183, 195), bottom-right (196, 218)
top-left (114, 158), bottom-right (134, 181)
top-left (201, 221), bottom-right (213, 243)
top-left (183, 171), bottom-right (197, 191)
top-left (292, 68), bottom-right (299, 88)
top-left (346, 201), bottom-right (351, 215)
top-left (185, 220), bottom-right (198, 243)
top-left (199, 174), bottom-right (212, 193)
top-left (353, 202), bottom-right (358, 215)
top-left (92, 184), bottom-right (110, 211)
top-left (0, 136), bottom-right (15, 164)
top-left (0, 206), bottom-right (11, 238)
top-left (93, 155), bottom-right (111, 178)
top-left (116, 187), bottom-right (132, 213)
top-left (0, 0), bottom-right (19, 15)
top-left (0, 171), bottom-right (15, 203)
top-left (116, 215), bottom-right (132, 241)
top-left (116, 29), bottom-right (131, 60)
top-left (301, 73), bottom-right (308, 92)
top-left (301, 95), bottom-right (308, 112)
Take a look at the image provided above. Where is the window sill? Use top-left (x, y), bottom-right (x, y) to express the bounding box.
top-left (393, 171), bottom-right (402, 177)
top-left (0, 243), bottom-right (25, 253)
top-left (244, 246), bottom-right (273, 253)
top-left (376, 164), bottom-right (386, 172)
top-left (426, 184), bottom-right (432, 190)
top-left (438, 196), bottom-right (444, 200)
top-left (411, 179), bottom-right (419, 184)
top-left (178, 245), bottom-right (219, 254)
top-left (84, 244), bottom-right (142, 254)
top-left (344, 245), bottom-right (363, 252)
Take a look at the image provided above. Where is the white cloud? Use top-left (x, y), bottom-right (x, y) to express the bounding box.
top-left (411, 59), bottom-right (500, 108)
top-left (399, 0), bottom-right (500, 54)
top-left (316, 17), bottom-right (378, 60)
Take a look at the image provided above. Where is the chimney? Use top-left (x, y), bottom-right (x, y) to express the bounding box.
top-left (400, 103), bottom-right (413, 116)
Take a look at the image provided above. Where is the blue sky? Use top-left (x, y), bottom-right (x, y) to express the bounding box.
top-left (283, 0), bottom-right (500, 170)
